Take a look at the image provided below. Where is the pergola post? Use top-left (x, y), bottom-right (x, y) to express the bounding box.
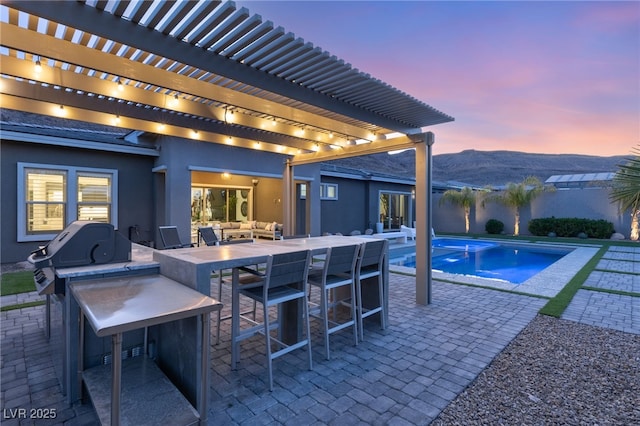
top-left (415, 132), bottom-right (434, 305)
top-left (283, 159), bottom-right (295, 236)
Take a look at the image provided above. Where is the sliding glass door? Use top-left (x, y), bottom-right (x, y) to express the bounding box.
top-left (191, 186), bottom-right (251, 224)
top-left (379, 191), bottom-right (411, 231)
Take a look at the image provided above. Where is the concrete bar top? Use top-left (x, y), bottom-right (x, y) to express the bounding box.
top-left (154, 235), bottom-right (377, 269)
top-left (153, 235), bottom-right (383, 296)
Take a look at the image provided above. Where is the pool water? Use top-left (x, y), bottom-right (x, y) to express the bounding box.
top-left (394, 239), bottom-right (570, 284)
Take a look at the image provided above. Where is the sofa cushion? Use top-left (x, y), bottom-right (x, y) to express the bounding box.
top-left (240, 222), bottom-right (252, 230)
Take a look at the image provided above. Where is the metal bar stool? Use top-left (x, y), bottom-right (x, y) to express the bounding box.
top-left (231, 249), bottom-right (313, 391)
top-left (355, 239), bottom-right (388, 341)
top-left (307, 244), bottom-right (360, 359)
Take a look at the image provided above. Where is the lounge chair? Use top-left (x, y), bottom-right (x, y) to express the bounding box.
top-left (400, 225), bottom-right (436, 241)
top-left (400, 225), bottom-right (415, 241)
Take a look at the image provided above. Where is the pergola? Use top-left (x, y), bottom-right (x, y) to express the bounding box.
top-left (0, 0), bottom-right (454, 304)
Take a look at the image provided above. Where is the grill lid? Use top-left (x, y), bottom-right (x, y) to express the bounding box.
top-left (28, 221), bottom-right (131, 269)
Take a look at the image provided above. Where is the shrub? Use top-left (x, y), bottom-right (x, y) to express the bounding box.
top-left (528, 217), bottom-right (614, 239)
top-left (485, 219), bottom-right (504, 234)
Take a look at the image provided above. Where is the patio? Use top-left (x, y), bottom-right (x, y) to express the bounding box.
top-left (0, 272), bottom-right (545, 424)
top-left (2, 242), bottom-right (639, 424)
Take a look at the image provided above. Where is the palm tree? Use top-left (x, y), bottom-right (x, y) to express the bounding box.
top-left (438, 186), bottom-right (478, 233)
top-left (483, 176), bottom-right (554, 236)
top-left (609, 146), bottom-right (640, 240)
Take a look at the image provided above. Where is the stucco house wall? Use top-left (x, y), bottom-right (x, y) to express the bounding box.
top-left (320, 175), bottom-right (367, 235)
top-left (1, 139), bottom-right (156, 263)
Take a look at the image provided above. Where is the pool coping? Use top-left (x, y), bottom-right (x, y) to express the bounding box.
top-left (389, 239), bottom-right (600, 297)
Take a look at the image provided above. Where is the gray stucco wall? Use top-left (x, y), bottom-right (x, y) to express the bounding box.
top-left (1, 139), bottom-right (156, 263)
top-left (320, 176), bottom-right (368, 235)
top-left (434, 188), bottom-right (630, 238)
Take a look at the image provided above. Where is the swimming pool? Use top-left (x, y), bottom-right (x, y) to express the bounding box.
top-left (392, 238), bottom-right (571, 284)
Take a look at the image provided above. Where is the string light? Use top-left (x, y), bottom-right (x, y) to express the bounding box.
top-left (169, 94), bottom-right (179, 108)
top-left (224, 106), bottom-right (235, 123)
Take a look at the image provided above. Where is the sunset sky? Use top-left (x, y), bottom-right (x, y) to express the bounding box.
top-left (238, 1), bottom-right (639, 157)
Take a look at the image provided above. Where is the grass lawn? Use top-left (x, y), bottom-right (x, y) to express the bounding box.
top-left (539, 245), bottom-right (608, 317)
top-left (1, 271), bottom-right (36, 296)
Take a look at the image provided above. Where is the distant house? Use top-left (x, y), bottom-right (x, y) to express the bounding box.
top-left (545, 173), bottom-right (615, 189)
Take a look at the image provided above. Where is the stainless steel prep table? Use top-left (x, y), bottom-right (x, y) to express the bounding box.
top-left (69, 274), bottom-right (221, 426)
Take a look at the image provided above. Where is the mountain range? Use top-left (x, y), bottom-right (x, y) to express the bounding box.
top-left (328, 149), bottom-right (629, 186)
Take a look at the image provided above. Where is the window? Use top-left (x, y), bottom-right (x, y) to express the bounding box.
top-left (77, 173), bottom-right (112, 223)
top-left (320, 183), bottom-right (338, 200)
top-left (25, 168), bottom-right (67, 234)
top-left (18, 163), bottom-right (117, 241)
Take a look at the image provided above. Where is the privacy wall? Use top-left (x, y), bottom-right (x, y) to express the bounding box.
top-left (433, 188), bottom-right (631, 238)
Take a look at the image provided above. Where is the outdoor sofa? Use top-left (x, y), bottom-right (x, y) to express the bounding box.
top-left (212, 220), bottom-right (283, 240)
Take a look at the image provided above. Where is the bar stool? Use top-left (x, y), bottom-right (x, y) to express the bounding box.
top-left (355, 239), bottom-right (388, 341)
top-left (307, 244), bottom-right (360, 359)
top-left (231, 249), bottom-right (313, 391)
top-left (199, 227), bottom-right (256, 345)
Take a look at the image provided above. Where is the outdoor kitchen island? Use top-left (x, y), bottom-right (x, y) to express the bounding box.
top-left (29, 221), bottom-right (222, 426)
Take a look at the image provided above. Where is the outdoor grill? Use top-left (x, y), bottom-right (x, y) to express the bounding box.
top-left (25, 222), bottom-right (215, 424)
top-left (29, 220), bottom-right (131, 296)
